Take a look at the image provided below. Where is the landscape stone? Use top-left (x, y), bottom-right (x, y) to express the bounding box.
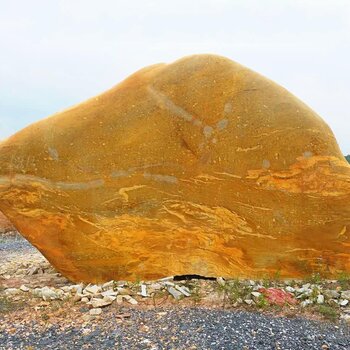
top-left (0, 54), bottom-right (349, 282)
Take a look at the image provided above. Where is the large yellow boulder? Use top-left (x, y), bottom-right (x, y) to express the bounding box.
top-left (0, 55), bottom-right (349, 282)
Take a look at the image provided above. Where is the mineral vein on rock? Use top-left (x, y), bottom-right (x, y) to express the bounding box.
top-left (0, 54), bottom-right (349, 282)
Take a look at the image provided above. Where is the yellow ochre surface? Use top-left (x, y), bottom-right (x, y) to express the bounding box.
top-left (0, 54), bottom-right (349, 282)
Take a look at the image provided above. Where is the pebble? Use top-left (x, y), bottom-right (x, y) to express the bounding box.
top-left (317, 294), bottom-right (325, 304)
top-left (251, 291), bottom-right (261, 298)
top-left (19, 285), bottom-right (30, 292)
top-left (175, 285), bottom-right (191, 297)
top-left (149, 283), bottom-right (162, 290)
top-left (140, 284), bottom-right (148, 297)
top-left (341, 291), bottom-right (350, 300)
top-left (339, 299), bottom-right (349, 307)
top-left (324, 290), bottom-right (340, 299)
top-left (73, 294), bottom-right (82, 302)
top-left (90, 296), bottom-right (115, 308)
top-left (168, 286), bottom-right (183, 300)
top-left (101, 289), bottom-right (118, 297)
top-left (84, 285), bottom-right (101, 295)
top-left (5, 288), bottom-right (20, 295)
top-left (158, 276), bottom-right (174, 282)
top-left (70, 284), bottom-right (83, 294)
top-left (217, 277), bottom-right (225, 286)
top-left (340, 314), bottom-right (350, 323)
top-left (89, 308), bottom-right (102, 316)
top-left (301, 299), bottom-right (313, 307)
top-left (41, 286), bottom-right (59, 301)
top-left (117, 287), bottom-right (132, 295)
top-left (102, 280), bottom-right (114, 289)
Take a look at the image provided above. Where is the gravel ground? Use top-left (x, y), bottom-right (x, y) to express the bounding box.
top-left (0, 234), bottom-right (34, 256)
top-left (1, 307), bottom-right (350, 349)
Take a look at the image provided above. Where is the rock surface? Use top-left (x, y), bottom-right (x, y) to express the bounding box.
top-left (0, 211), bottom-right (14, 233)
top-left (0, 54), bottom-right (349, 282)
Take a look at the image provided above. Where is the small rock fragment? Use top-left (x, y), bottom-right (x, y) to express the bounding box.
top-left (341, 291), bottom-right (350, 300)
top-left (140, 284), bottom-right (148, 297)
top-left (116, 295), bottom-right (124, 304)
top-left (328, 299), bottom-right (338, 306)
top-left (70, 284), bottom-right (84, 294)
top-left (73, 294), bottom-right (82, 302)
top-left (301, 299), bottom-right (313, 307)
top-left (27, 267), bottom-right (39, 275)
top-left (164, 281), bottom-right (175, 287)
top-left (317, 294), bottom-right (325, 304)
top-left (89, 308), bottom-right (102, 316)
top-left (102, 280), bottom-right (114, 290)
top-left (285, 286), bottom-right (295, 293)
top-left (149, 283), bottom-right (162, 290)
top-left (251, 291), bottom-right (261, 298)
top-left (84, 285), bottom-right (101, 295)
top-left (90, 296), bottom-right (115, 308)
top-left (19, 285), bottom-right (30, 292)
top-left (101, 289), bottom-right (118, 297)
top-left (175, 285), bottom-right (191, 297)
top-left (217, 277), bottom-right (226, 286)
top-left (4, 288), bottom-right (20, 296)
top-left (41, 286), bottom-right (59, 301)
top-left (339, 299), bottom-right (349, 307)
top-left (124, 295), bottom-right (138, 305)
top-left (340, 314), bottom-right (350, 323)
top-left (324, 290), bottom-right (340, 299)
top-left (168, 286), bottom-right (182, 300)
top-left (117, 287), bottom-right (132, 295)
top-left (158, 276), bottom-right (174, 282)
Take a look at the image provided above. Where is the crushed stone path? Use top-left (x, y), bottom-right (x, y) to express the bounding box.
top-left (1, 307), bottom-right (350, 349)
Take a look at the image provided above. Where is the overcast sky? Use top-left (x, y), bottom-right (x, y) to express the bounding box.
top-left (0, 0), bottom-right (349, 153)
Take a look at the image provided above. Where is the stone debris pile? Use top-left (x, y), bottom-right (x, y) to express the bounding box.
top-left (1, 246), bottom-right (350, 323)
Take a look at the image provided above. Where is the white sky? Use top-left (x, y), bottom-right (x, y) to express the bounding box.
top-left (0, 0), bottom-right (349, 153)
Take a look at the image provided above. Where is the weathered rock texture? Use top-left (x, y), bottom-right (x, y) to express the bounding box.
top-left (0, 55), bottom-right (349, 282)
